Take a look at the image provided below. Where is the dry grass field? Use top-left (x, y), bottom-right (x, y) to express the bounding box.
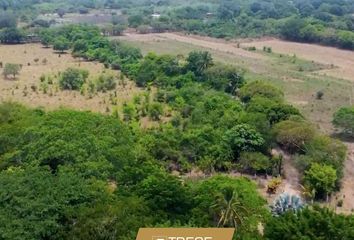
top-left (0, 44), bottom-right (142, 114)
top-left (242, 39), bottom-right (354, 82)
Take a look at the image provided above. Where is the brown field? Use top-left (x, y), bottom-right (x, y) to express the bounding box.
top-left (120, 32), bottom-right (266, 61)
top-left (242, 39), bottom-right (354, 82)
top-left (0, 43), bottom-right (142, 114)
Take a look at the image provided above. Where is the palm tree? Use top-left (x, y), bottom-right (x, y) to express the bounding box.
top-left (211, 187), bottom-right (249, 228)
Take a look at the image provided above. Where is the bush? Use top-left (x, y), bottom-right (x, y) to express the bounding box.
top-left (304, 163), bottom-right (337, 200)
top-left (3, 63), bottom-right (21, 79)
top-left (96, 74), bottom-right (117, 92)
top-left (0, 27), bottom-right (24, 44)
top-left (239, 81), bottom-right (284, 103)
top-left (238, 152), bottom-right (271, 174)
top-left (53, 37), bottom-right (70, 53)
top-left (59, 68), bottom-right (89, 90)
top-left (333, 106), bottom-right (354, 136)
top-left (148, 102), bottom-right (163, 121)
top-left (316, 90), bottom-right (324, 100)
top-left (273, 118), bottom-right (315, 153)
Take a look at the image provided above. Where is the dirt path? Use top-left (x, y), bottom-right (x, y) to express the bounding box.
top-left (274, 148), bottom-right (301, 196)
top-left (334, 142), bottom-right (354, 213)
top-left (117, 32), bottom-right (266, 61)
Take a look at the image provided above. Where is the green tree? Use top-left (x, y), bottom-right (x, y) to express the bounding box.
top-left (0, 27), bottom-right (24, 44)
top-left (246, 96), bottom-right (301, 124)
top-left (273, 118), bottom-right (316, 153)
top-left (239, 81), bottom-right (284, 103)
top-left (2, 63), bottom-right (21, 79)
top-left (224, 124), bottom-right (264, 158)
top-left (96, 74), bottom-right (117, 92)
top-left (148, 102), bottom-right (163, 121)
top-left (205, 64), bottom-right (245, 94)
top-left (299, 135), bottom-right (347, 178)
top-left (0, 167), bottom-right (111, 240)
top-left (264, 206), bottom-right (354, 240)
top-left (128, 15), bottom-right (144, 28)
top-left (239, 152), bottom-right (271, 175)
top-left (53, 37), bottom-right (70, 53)
top-left (0, 12), bottom-right (17, 29)
top-left (211, 187), bottom-right (249, 228)
top-left (281, 17), bottom-right (306, 41)
top-left (136, 172), bottom-right (191, 220)
top-left (40, 32), bottom-right (52, 47)
top-left (191, 176), bottom-right (268, 238)
top-left (333, 106), bottom-right (354, 136)
top-left (185, 51), bottom-right (213, 77)
top-left (123, 103), bottom-right (136, 121)
top-left (59, 68), bottom-right (89, 90)
top-left (68, 197), bottom-right (152, 240)
top-left (304, 163), bottom-right (337, 200)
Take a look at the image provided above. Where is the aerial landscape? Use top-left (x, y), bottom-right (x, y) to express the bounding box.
top-left (1, 0), bottom-right (354, 239)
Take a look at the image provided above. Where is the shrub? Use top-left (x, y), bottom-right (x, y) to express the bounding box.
top-left (238, 152), bottom-right (271, 174)
top-left (239, 81), bottom-right (284, 103)
top-left (148, 102), bottom-right (163, 121)
top-left (267, 177), bottom-right (282, 194)
top-left (3, 63), bottom-right (21, 79)
top-left (59, 68), bottom-right (89, 90)
top-left (333, 106), bottom-right (354, 136)
top-left (273, 118), bottom-right (315, 153)
top-left (316, 90), bottom-right (324, 100)
top-left (96, 74), bottom-right (117, 92)
top-left (304, 163), bottom-right (337, 200)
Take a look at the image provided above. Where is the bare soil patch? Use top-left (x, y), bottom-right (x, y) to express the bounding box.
top-left (332, 142), bottom-right (354, 214)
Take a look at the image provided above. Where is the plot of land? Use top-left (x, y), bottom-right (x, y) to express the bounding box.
top-left (117, 32), bottom-right (354, 133)
top-left (0, 44), bottom-right (141, 114)
top-left (242, 39), bottom-right (354, 82)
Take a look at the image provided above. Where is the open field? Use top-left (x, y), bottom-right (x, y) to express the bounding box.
top-left (116, 32), bottom-right (354, 133)
top-left (0, 44), bottom-right (142, 114)
top-left (242, 39), bottom-right (354, 82)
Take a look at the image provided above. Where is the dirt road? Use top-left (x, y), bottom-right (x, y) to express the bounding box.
top-left (335, 142), bottom-right (354, 213)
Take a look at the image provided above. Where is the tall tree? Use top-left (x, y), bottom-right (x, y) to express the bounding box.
top-left (186, 51), bottom-right (213, 77)
top-left (212, 187), bottom-right (249, 228)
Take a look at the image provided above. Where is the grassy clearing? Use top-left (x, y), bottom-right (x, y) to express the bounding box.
top-left (0, 43), bottom-right (143, 115)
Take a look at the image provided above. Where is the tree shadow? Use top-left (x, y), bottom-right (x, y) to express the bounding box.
top-left (53, 51), bottom-right (69, 55)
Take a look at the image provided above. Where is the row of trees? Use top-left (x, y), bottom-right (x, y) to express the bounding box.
top-left (118, 0), bottom-right (354, 49)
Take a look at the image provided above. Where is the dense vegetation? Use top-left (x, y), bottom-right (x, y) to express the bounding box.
top-left (0, 21), bottom-right (352, 238)
top-left (144, 0), bottom-right (354, 50)
top-left (1, 0), bottom-right (354, 49)
top-left (1, 0), bottom-right (354, 238)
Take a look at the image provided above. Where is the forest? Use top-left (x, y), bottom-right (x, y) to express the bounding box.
top-left (1, 1), bottom-right (354, 239)
top-left (1, 0), bottom-right (354, 49)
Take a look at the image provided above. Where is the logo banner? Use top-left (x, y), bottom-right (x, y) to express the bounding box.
top-left (136, 228), bottom-right (235, 240)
